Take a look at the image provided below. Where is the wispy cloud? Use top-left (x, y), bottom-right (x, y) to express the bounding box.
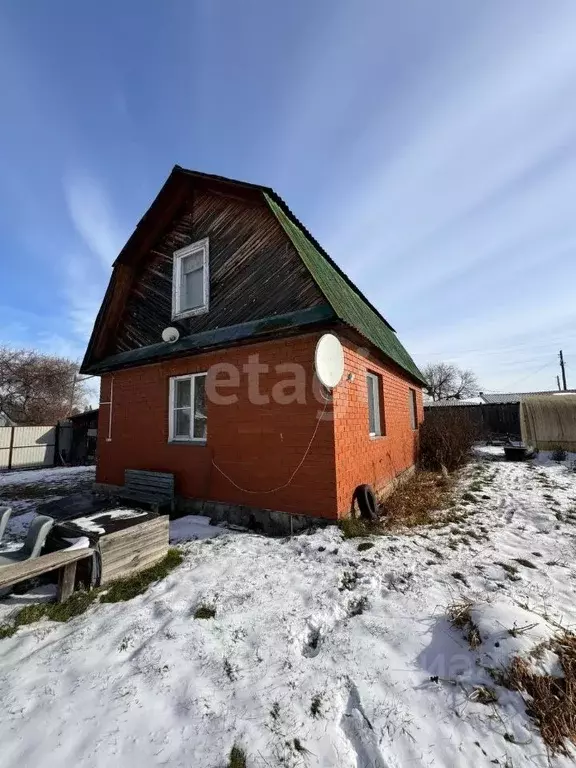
top-left (319, 4), bottom-right (576, 266)
top-left (63, 254), bottom-right (107, 341)
top-left (63, 172), bottom-right (125, 268)
top-left (271, 1), bottom-right (576, 392)
top-left (60, 172), bottom-right (126, 358)
top-left (0, 16), bottom-right (121, 363)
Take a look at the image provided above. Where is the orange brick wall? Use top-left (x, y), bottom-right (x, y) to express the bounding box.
top-left (333, 339), bottom-right (424, 516)
top-left (96, 332), bottom-right (423, 520)
top-left (96, 334), bottom-right (339, 519)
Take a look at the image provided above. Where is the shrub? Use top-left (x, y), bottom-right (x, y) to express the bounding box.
top-left (419, 410), bottom-right (478, 472)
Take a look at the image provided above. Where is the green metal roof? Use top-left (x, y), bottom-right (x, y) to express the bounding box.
top-left (84, 306), bottom-right (336, 374)
top-left (264, 193), bottom-right (426, 385)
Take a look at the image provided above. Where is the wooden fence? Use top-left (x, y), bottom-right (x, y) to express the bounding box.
top-left (424, 402), bottom-right (520, 437)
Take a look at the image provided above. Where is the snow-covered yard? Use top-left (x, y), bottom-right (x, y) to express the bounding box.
top-left (1, 453), bottom-right (576, 767)
top-left (0, 465), bottom-right (96, 542)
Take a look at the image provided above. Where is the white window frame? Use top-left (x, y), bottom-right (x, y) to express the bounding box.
top-left (172, 237), bottom-right (210, 320)
top-left (409, 387), bottom-right (418, 430)
top-left (367, 372), bottom-right (383, 437)
top-left (168, 372), bottom-right (207, 443)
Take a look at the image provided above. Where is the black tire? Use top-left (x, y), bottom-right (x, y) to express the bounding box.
top-left (353, 484), bottom-right (377, 521)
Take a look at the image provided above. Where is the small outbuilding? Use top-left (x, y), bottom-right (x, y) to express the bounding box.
top-left (66, 409), bottom-right (99, 464)
top-left (521, 394), bottom-right (576, 451)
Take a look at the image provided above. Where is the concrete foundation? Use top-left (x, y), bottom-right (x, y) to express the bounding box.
top-left (93, 464), bottom-right (416, 535)
top-left (93, 482), bottom-right (331, 536)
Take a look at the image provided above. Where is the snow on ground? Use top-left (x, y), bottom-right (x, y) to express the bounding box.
top-left (72, 508), bottom-right (150, 535)
top-left (170, 514), bottom-right (224, 543)
top-left (0, 452), bottom-right (576, 766)
top-left (0, 465), bottom-right (95, 487)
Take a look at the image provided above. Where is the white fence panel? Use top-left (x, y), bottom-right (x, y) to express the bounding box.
top-left (0, 428), bottom-right (11, 449)
top-left (12, 425), bottom-right (55, 448)
top-left (10, 445), bottom-right (55, 469)
top-left (6, 426), bottom-right (56, 469)
top-left (0, 428), bottom-right (12, 469)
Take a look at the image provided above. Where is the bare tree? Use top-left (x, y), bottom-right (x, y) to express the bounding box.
top-left (422, 362), bottom-right (480, 401)
top-left (0, 346), bottom-right (89, 425)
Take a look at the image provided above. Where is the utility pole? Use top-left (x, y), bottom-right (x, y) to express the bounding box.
top-left (557, 375), bottom-right (562, 391)
top-left (559, 350), bottom-right (568, 391)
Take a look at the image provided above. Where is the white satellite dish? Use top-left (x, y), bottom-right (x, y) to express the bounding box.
top-left (161, 326), bottom-right (180, 343)
top-left (315, 333), bottom-right (345, 388)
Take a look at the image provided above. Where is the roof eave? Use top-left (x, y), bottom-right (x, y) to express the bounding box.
top-left (81, 305), bottom-right (337, 375)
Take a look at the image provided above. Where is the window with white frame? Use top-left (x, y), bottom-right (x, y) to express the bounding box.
top-left (172, 238), bottom-right (209, 319)
top-left (409, 387), bottom-right (418, 430)
top-left (367, 372), bottom-right (384, 437)
top-left (169, 373), bottom-right (207, 442)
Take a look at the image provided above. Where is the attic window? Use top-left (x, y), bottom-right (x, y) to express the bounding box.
top-left (172, 238), bottom-right (209, 319)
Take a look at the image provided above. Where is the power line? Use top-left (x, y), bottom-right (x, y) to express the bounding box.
top-left (423, 339), bottom-right (576, 359)
top-left (503, 361), bottom-right (555, 390)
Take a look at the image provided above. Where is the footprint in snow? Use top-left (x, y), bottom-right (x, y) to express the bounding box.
top-left (303, 626), bottom-right (322, 658)
top-left (341, 682), bottom-right (390, 768)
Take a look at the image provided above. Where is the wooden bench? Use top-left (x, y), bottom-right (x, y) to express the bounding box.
top-left (117, 470), bottom-right (175, 514)
top-left (0, 548), bottom-right (94, 603)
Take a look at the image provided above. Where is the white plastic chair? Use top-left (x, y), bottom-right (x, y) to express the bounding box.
top-left (0, 507), bottom-right (12, 544)
top-left (0, 515), bottom-right (54, 566)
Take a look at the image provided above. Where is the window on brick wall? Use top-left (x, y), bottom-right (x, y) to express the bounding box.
top-left (169, 373), bottom-right (207, 442)
top-left (172, 238), bottom-right (209, 319)
top-left (367, 372), bottom-right (384, 437)
top-left (409, 387), bottom-right (418, 430)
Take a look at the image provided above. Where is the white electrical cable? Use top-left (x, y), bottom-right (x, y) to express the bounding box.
top-left (98, 376), bottom-right (114, 442)
top-left (211, 397), bottom-right (330, 494)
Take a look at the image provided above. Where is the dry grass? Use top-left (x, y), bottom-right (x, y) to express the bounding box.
top-left (228, 745), bottom-right (246, 768)
top-left (340, 471), bottom-right (454, 537)
top-left (339, 517), bottom-right (375, 539)
top-left (100, 549), bottom-right (183, 602)
top-left (448, 600), bottom-right (481, 649)
top-left (470, 685), bottom-right (498, 705)
top-left (380, 471), bottom-right (454, 529)
top-left (310, 694), bottom-right (323, 718)
top-left (503, 631), bottom-right (576, 756)
top-left (194, 604), bottom-right (216, 620)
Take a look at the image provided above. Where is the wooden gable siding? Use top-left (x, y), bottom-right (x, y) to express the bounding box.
top-left (112, 188), bottom-right (326, 355)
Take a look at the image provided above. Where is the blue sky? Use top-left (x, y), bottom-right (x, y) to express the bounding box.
top-left (2, 0), bottom-right (576, 397)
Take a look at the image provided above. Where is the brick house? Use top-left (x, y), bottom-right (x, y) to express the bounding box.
top-left (81, 167), bottom-right (425, 530)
